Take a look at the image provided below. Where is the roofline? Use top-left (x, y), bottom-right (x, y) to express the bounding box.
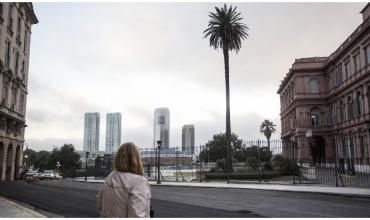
top-left (360, 2), bottom-right (370, 13)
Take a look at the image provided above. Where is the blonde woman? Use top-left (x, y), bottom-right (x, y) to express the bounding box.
top-left (96, 143), bottom-right (151, 217)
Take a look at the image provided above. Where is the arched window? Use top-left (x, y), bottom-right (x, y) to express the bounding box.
top-left (310, 79), bottom-right (319, 93)
top-left (311, 107), bottom-right (321, 127)
top-left (356, 92), bottom-right (363, 116)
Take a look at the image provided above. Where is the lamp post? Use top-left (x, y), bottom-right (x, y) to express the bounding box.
top-left (85, 151), bottom-right (90, 181)
top-left (156, 140), bottom-right (162, 184)
top-left (56, 161), bottom-right (61, 177)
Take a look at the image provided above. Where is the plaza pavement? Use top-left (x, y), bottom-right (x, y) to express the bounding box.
top-left (73, 177), bottom-right (370, 198)
top-left (0, 196), bottom-right (46, 218)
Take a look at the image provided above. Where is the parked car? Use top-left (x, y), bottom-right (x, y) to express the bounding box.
top-left (41, 170), bottom-right (57, 180)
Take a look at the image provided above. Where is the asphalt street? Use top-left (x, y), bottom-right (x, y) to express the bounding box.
top-left (0, 180), bottom-right (370, 217)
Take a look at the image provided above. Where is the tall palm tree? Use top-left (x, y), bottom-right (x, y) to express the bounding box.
top-left (260, 119), bottom-right (276, 151)
top-left (204, 4), bottom-right (248, 173)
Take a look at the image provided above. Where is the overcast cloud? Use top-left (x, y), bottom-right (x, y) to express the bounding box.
top-left (25, 2), bottom-right (365, 151)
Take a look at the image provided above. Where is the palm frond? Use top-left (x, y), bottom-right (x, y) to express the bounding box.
top-left (203, 4), bottom-right (249, 52)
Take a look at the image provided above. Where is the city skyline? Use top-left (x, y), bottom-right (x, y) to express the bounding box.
top-left (24, 2), bottom-right (366, 151)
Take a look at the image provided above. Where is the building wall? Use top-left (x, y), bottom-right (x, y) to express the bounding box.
top-left (0, 3), bottom-right (37, 181)
top-left (105, 112), bottom-right (121, 153)
top-left (278, 4), bottom-right (370, 169)
top-left (83, 112), bottom-right (100, 153)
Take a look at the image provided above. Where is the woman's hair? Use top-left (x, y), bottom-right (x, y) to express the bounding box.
top-left (113, 142), bottom-right (144, 176)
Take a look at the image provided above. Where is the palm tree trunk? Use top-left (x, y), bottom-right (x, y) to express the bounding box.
top-left (267, 138), bottom-right (270, 152)
top-left (223, 46), bottom-right (233, 173)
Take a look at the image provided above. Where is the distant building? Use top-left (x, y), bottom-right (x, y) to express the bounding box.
top-left (105, 113), bottom-right (121, 153)
top-left (182, 124), bottom-right (195, 155)
top-left (0, 3), bottom-right (38, 181)
top-left (277, 3), bottom-right (370, 173)
top-left (83, 113), bottom-right (100, 153)
top-left (153, 108), bottom-right (170, 149)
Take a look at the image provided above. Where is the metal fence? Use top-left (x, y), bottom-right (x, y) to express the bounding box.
top-left (63, 139), bottom-right (370, 188)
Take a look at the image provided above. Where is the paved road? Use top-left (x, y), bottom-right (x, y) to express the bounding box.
top-left (0, 180), bottom-right (258, 217)
top-left (0, 180), bottom-right (370, 217)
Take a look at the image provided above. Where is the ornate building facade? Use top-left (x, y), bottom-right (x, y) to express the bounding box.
top-left (0, 3), bottom-right (38, 180)
top-left (278, 3), bottom-right (370, 173)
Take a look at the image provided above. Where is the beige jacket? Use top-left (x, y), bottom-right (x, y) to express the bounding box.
top-left (96, 171), bottom-right (151, 218)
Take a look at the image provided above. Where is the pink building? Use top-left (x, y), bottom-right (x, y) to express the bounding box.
top-left (277, 3), bottom-right (370, 173)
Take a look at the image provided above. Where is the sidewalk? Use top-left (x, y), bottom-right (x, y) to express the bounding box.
top-left (73, 177), bottom-right (370, 197)
top-left (0, 196), bottom-right (46, 218)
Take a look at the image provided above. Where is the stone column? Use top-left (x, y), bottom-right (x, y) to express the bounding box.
top-left (1, 145), bottom-right (7, 181)
top-left (363, 84), bottom-right (369, 115)
top-left (9, 144), bottom-right (16, 181)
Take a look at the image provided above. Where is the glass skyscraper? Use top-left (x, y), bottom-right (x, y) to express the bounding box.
top-left (83, 112), bottom-right (100, 152)
top-left (153, 108), bottom-right (170, 149)
top-left (182, 124), bottom-right (195, 155)
top-left (105, 113), bottom-right (122, 153)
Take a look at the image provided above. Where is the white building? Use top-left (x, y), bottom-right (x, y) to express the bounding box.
top-left (182, 124), bottom-right (195, 155)
top-left (105, 112), bottom-right (121, 153)
top-left (83, 112), bottom-right (100, 153)
top-left (153, 108), bottom-right (170, 149)
top-left (0, 3), bottom-right (38, 181)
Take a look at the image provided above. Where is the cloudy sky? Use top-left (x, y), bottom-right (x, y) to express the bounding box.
top-left (25, 2), bottom-right (366, 151)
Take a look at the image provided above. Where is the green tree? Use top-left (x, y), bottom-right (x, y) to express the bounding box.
top-left (23, 148), bottom-right (38, 169)
top-left (58, 144), bottom-right (81, 176)
top-left (260, 119), bottom-right (276, 151)
top-left (34, 150), bottom-right (51, 171)
top-left (204, 4), bottom-right (248, 173)
top-left (199, 133), bottom-right (246, 163)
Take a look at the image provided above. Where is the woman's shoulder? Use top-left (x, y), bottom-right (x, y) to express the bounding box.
top-left (109, 170), bottom-right (147, 184)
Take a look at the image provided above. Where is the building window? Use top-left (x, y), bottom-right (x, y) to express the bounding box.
top-left (355, 92), bottom-right (364, 116)
top-left (5, 40), bottom-right (11, 68)
top-left (2, 77), bottom-right (10, 105)
top-left (7, 4), bottom-right (13, 32)
top-left (310, 79), bottom-right (319, 93)
top-left (345, 60), bottom-right (352, 78)
top-left (311, 107), bottom-right (321, 127)
top-left (14, 51), bottom-right (19, 74)
top-left (23, 29), bottom-right (28, 53)
top-left (19, 94), bottom-right (24, 113)
top-left (353, 53), bottom-right (361, 73)
top-left (359, 136), bottom-right (365, 161)
top-left (366, 45), bottom-right (370, 66)
top-left (11, 86), bottom-right (17, 109)
top-left (335, 65), bottom-right (343, 86)
top-left (347, 96), bottom-right (354, 120)
top-left (328, 108), bottom-right (334, 126)
top-left (16, 16), bottom-right (21, 42)
top-left (0, 3), bottom-right (3, 19)
top-left (339, 101), bottom-right (345, 122)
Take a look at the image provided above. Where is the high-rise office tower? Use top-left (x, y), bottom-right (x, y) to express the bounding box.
top-left (83, 112), bottom-right (100, 152)
top-left (153, 108), bottom-right (170, 149)
top-left (182, 124), bottom-right (195, 155)
top-left (105, 113), bottom-right (122, 153)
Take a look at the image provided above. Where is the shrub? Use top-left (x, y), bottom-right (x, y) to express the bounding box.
top-left (272, 155), bottom-right (300, 175)
top-left (245, 157), bottom-right (258, 170)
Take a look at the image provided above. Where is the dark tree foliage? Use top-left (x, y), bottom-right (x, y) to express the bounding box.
top-left (28, 144), bottom-right (81, 175)
top-left (199, 133), bottom-right (246, 163)
top-left (34, 150), bottom-right (51, 172)
top-left (23, 148), bottom-right (38, 168)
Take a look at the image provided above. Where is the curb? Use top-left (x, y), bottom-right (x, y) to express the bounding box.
top-left (0, 196), bottom-right (47, 218)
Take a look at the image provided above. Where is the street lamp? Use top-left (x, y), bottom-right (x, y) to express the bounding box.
top-left (85, 151), bottom-right (90, 181)
top-left (56, 161), bottom-right (61, 176)
top-left (156, 140), bottom-right (162, 184)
